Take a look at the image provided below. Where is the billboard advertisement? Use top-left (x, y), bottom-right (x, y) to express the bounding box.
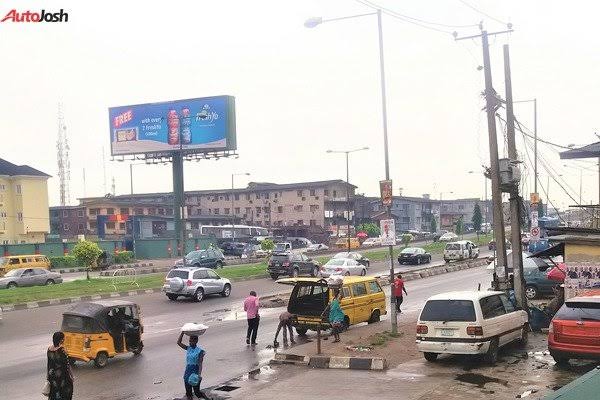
top-left (564, 262), bottom-right (600, 299)
top-left (109, 96), bottom-right (236, 156)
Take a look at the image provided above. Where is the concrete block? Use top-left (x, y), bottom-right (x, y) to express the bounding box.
top-left (370, 358), bottom-right (387, 370)
top-left (330, 357), bottom-right (351, 369)
top-left (308, 356), bottom-right (330, 369)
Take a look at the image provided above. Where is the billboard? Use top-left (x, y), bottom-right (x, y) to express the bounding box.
top-left (109, 96), bottom-right (236, 156)
top-left (564, 262), bottom-right (600, 299)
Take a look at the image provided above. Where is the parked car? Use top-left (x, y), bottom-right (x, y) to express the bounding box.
top-left (242, 244), bottom-right (269, 258)
top-left (332, 252), bottom-right (370, 268)
top-left (163, 267), bottom-right (231, 302)
top-left (523, 265), bottom-right (559, 299)
top-left (274, 242), bottom-right (292, 252)
top-left (334, 237), bottom-right (361, 249)
top-left (0, 268), bottom-right (63, 289)
top-left (306, 243), bottom-right (329, 252)
top-left (267, 252), bottom-right (320, 280)
top-left (548, 293), bottom-right (600, 364)
top-left (175, 248), bottom-right (225, 269)
top-left (320, 258), bottom-right (368, 277)
top-left (220, 242), bottom-right (247, 257)
top-left (398, 247), bottom-right (431, 265)
top-left (0, 255), bottom-right (51, 277)
top-left (416, 291), bottom-right (529, 363)
top-left (362, 237), bottom-right (382, 247)
top-left (443, 241), bottom-right (479, 263)
top-left (438, 232), bottom-right (459, 242)
top-left (488, 239), bottom-right (512, 251)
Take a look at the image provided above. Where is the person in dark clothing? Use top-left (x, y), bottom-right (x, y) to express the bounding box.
top-left (47, 331), bottom-right (73, 400)
top-left (273, 311), bottom-right (295, 348)
top-left (177, 332), bottom-right (210, 400)
top-left (393, 274), bottom-right (408, 314)
top-left (108, 308), bottom-right (126, 352)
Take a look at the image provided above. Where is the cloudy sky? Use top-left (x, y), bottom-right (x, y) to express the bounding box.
top-left (1, 0), bottom-right (598, 210)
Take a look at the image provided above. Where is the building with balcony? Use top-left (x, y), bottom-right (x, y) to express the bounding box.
top-left (50, 205), bottom-right (87, 238)
top-left (0, 158), bottom-right (50, 244)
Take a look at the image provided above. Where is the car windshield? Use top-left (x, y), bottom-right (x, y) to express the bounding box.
top-left (555, 302), bottom-right (600, 321)
top-left (401, 248), bottom-right (417, 254)
top-left (325, 259), bottom-right (346, 267)
top-left (4, 268), bottom-right (24, 277)
top-left (185, 251), bottom-right (203, 259)
top-left (446, 243), bottom-right (461, 250)
top-left (167, 270), bottom-right (189, 279)
top-left (420, 300), bottom-right (477, 322)
top-left (271, 254), bottom-right (290, 262)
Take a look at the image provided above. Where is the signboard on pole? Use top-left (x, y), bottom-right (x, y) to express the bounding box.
top-left (530, 192), bottom-right (540, 205)
top-left (109, 96), bottom-right (236, 156)
top-left (380, 180), bottom-right (393, 207)
top-left (380, 219), bottom-right (396, 246)
top-left (530, 226), bottom-right (540, 241)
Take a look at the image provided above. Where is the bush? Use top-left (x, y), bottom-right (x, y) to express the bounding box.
top-left (261, 239), bottom-right (275, 251)
top-left (71, 240), bottom-right (103, 270)
top-left (49, 256), bottom-right (82, 270)
top-left (113, 251), bottom-right (134, 264)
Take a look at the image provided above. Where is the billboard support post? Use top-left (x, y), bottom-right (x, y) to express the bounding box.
top-left (172, 152), bottom-right (186, 265)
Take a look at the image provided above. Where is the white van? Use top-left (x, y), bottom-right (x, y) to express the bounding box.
top-left (443, 240), bottom-right (479, 263)
top-left (416, 291), bottom-right (529, 363)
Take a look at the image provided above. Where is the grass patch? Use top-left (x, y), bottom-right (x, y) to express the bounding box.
top-left (0, 262), bottom-right (270, 305)
top-left (368, 330), bottom-right (404, 347)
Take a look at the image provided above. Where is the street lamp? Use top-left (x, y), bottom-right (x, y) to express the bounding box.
top-left (327, 147), bottom-right (369, 252)
top-left (307, 7), bottom-right (397, 332)
top-left (231, 172), bottom-right (250, 242)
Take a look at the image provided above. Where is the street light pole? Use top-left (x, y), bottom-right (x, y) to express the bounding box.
top-left (231, 172), bottom-right (250, 243)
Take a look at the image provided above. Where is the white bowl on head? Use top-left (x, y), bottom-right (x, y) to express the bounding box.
top-left (181, 323), bottom-right (208, 336)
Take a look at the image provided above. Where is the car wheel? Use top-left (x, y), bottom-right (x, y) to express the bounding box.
top-left (132, 341), bottom-right (144, 355)
top-left (45, 279), bottom-right (55, 286)
top-left (311, 267), bottom-right (319, 277)
top-left (194, 288), bottom-right (204, 302)
top-left (525, 285), bottom-right (538, 300)
top-left (292, 268), bottom-right (299, 278)
top-left (368, 310), bottom-right (380, 324)
top-left (444, 258), bottom-right (449, 264)
top-left (551, 352), bottom-right (569, 365)
top-left (167, 294), bottom-right (178, 301)
top-left (296, 327), bottom-right (308, 336)
top-left (270, 274), bottom-right (279, 280)
top-left (94, 352), bottom-right (109, 368)
top-left (424, 352), bottom-right (438, 362)
top-left (484, 338), bottom-right (499, 364)
top-left (215, 261), bottom-right (223, 269)
top-left (519, 324), bottom-right (529, 346)
top-left (7, 282), bottom-right (17, 289)
top-left (427, 256), bottom-right (432, 263)
top-left (221, 284), bottom-right (231, 298)
top-left (344, 271), bottom-right (351, 276)
top-left (416, 258), bottom-right (421, 265)
top-left (360, 268), bottom-right (367, 276)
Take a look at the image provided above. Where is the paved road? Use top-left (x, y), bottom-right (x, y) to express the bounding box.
top-left (0, 261), bottom-right (493, 400)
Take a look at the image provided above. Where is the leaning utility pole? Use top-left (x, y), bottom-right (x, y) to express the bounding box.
top-left (503, 44), bottom-right (527, 311)
top-left (457, 30), bottom-right (511, 286)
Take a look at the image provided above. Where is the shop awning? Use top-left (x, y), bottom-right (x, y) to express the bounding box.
top-left (528, 243), bottom-right (564, 258)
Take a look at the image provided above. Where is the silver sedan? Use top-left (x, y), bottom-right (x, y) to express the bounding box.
top-left (320, 258), bottom-right (367, 278)
top-left (0, 268), bottom-right (63, 289)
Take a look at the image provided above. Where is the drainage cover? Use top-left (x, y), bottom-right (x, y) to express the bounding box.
top-left (214, 385), bottom-right (240, 392)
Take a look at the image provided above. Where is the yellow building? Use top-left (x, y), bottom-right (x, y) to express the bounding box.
top-left (0, 158), bottom-right (51, 244)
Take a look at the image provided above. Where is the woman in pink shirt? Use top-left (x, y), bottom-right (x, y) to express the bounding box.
top-left (244, 291), bottom-right (260, 345)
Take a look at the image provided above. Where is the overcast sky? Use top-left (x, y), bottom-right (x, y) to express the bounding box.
top-left (2, 0), bottom-right (599, 210)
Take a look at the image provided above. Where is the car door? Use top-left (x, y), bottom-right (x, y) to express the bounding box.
top-left (479, 294), bottom-right (511, 346)
top-left (350, 260), bottom-right (362, 275)
top-left (193, 269), bottom-right (212, 293)
top-left (499, 294), bottom-right (522, 342)
top-left (19, 268), bottom-right (36, 287)
top-left (340, 286), bottom-right (354, 324)
top-left (350, 282), bottom-right (370, 323)
top-left (206, 269), bottom-right (223, 293)
top-left (299, 254), bottom-right (310, 274)
top-left (32, 269), bottom-right (48, 285)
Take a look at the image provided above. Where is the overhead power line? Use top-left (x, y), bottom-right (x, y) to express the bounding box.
top-left (457, 0), bottom-right (509, 26)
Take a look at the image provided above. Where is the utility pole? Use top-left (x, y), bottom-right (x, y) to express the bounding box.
top-left (345, 152), bottom-right (351, 253)
top-left (503, 44), bottom-right (527, 311)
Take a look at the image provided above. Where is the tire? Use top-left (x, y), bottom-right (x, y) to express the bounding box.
top-left (215, 261), bottom-right (223, 269)
top-left (427, 256), bottom-right (432, 263)
top-left (68, 358), bottom-right (76, 366)
top-left (270, 274), bottom-right (279, 280)
top-left (94, 351), bottom-right (109, 368)
top-left (368, 310), bottom-right (380, 324)
top-left (132, 341), bottom-right (143, 355)
top-left (444, 258), bottom-right (449, 264)
top-left (7, 282), bottom-right (17, 289)
top-left (424, 352), bottom-right (438, 362)
top-left (484, 338), bottom-right (499, 364)
top-left (518, 324), bottom-right (529, 346)
top-left (292, 268), bottom-right (299, 278)
top-left (360, 268), bottom-right (367, 276)
top-left (296, 327), bottom-right (308, 336)
top-left (344, 271), bottom-right (350, 276)
top-left (45, 279), bottom-right (55, 286)
top-left (551, 352), bottom-right (569, 365)
top-left (525, 285), bottom-right (538, 300)
top-left (416, 258), bottom-right (421, 265)
top-left (311, 266), bottom-right (319, 277)
top-left (221, 284), bottom-right (231, 298)
top-left (193, 288), bottom-right (204, 302)
top-left (167, 294), bottom-right (178, 301)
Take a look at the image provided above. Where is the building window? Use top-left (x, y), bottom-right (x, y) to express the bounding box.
top-left (16, 184), bottom-right (22, 194)
top-left (78, 223), bottom-right (84, 231)
top-left (134, 208), bottom-right (143, 215)
top-left (107, 208), bottom-right (115, 215)
top-left (277, 206), bottom-right (283, 213)
top-left (245, 194), bottom-right (251, 200)
top-left (214, 208), bottom-right (219, 215)
top-left (333, 190), bottom-right (337, 197)
top-left (245, 207), bottom-right (251, 215)
top-left (106, 222), bottom-right (115, 229)
top-left (77, 210), bottom-right (84, 217)
top-left (0, 211), bottom-right (6, 218)
top-left (63, 223), bottom-right (69, 231)
top-left (62, 210), bottom-right (69, 217)
top-left (294, 205), bottom-right (303, 212)
top-left (274, 193), bottom-right (278, 198)
top-left (310, 205), bottom-right (319, 212)
top-left (158, 208), bottom-right (165, 215)
top-left (148, 208), bottom-right (156, 215)
top-left (234, 194), bottom-right (239, 201)
top-left (197, 209), bottom-right (202, 215)
top-left (224, 208), bottom-right (230, 215)
top-left (235, 207), bottom-right (240, 214)
top-left (0, 184), bottom-right (5, 191)
top-left (310, 219), bottom-right (316, 226)
top-left (255, 206), bottom-right (261, 213)
top-left (166, 208), bottom-right (173, 216)
top-left (310, 189), bottom-right (316, 196)
top-left (324, 189), bottom-right (330, 196)
top-left (89, 221), bottom-right (97, 229)
top-left (119, 222), bottom-right (126, 230)
top-left (459, 205), bottom-right (464, 210)
top-left (89, 208), bottom-right (99, 216)
top-left (297, 219), bottom-right (303, 225)
top-left (256, 194), bottom-right (260, 200)
top-left (120, 207), bottom-right (129, 215)
top-left (263, 206), bottom-right (269, 213)
top-left (297, 190), bottom-right (303, 197)
top-left (17, 212), bottom-right (23, 222)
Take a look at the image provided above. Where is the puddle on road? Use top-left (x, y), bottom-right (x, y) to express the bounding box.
top-left (455, 373), bottom-right (509, 388)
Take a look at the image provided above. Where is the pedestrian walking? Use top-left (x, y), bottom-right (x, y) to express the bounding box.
top-left (393, 273), bottom-right (408, 314)
top-left (273, 311), bottom-right (296, 348)
top-left (328, 290), bottom-right (345, 343)
top-left (46, 331), bottom-right (74, 400)
top-left (244, 290), bottom-right (260, 345)
top-left (177, 332), bottom-right (210, 400)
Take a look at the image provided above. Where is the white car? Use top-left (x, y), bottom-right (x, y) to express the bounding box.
top-left (362, 237), bottom-right (382, 247)
top-left (439, 232), bottom-right (459, 242)
top-left (306, 243), bottom-right (329, 252)
top-left (320, 258), bottom-right (367, 278)
top-left (443, 241), bottom-right (479, 263)
top-left (416, 291), bottom-right (529, 363)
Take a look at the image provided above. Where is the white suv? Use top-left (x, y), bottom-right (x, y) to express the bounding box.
top-left (416, 291), bottom-right (529, 363)
top-left (443, 240), bottom-right (479, 263)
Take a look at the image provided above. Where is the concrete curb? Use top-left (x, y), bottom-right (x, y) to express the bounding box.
top-left (58, 262), bottom-right (155, 274)
top-left (272, 353), bottom-right (385, 370)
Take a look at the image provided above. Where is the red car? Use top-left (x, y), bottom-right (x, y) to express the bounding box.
top-left (548, 294), bottom-right (600, 364)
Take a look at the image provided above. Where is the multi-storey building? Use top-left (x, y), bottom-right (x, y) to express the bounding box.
top-left (50, 205), bottom-right (87, 238)
top-left (0, 158), bottom-right (50, 244)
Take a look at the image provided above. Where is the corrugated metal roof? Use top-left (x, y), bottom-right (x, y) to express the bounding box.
top-left (0, 158), bottom-right (51, 177)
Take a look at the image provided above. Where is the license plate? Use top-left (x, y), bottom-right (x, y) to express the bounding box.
top-left (440, 329), bottom-right (454, 337)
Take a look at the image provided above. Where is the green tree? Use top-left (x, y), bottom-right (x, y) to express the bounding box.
top-left (401, 233), bottom-right (413, 247)
top-left (71, 240), bottom-right (103, 280)
top-left (455, 217), bottom-right (464, 236)
top-left (429, 217), bottom-right (437, 233)
top-left (357, 223), bottom-right (380, 237)
top-left (261, 239), bottom-right (275, 251)
top-left (472, 204), bottom-right (483, 232)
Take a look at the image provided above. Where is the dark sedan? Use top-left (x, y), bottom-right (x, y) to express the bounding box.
top-left (397, 247), bottom-right (431, 265)
top-left (332, 252), bottom-right (370, 268)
